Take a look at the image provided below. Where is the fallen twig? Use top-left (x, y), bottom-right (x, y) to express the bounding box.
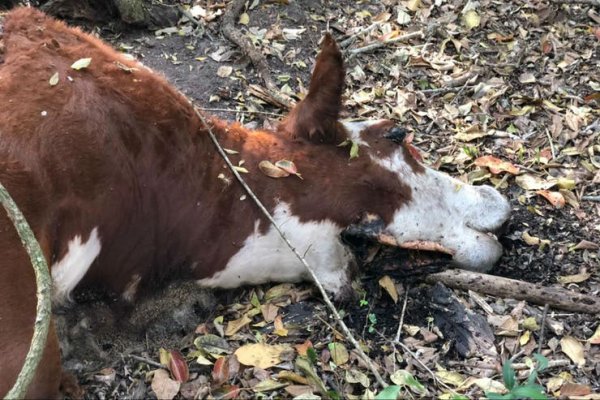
top-left (551, 0), bottom-right (600, 5)
top-left (198, 107), bottom-right (282, 117)
top-left (426, 270), bottom-right (600, 314)
top-left (193, 106), bottom-right (388, 389)
top-left (339, 22), bottom-right (381, 48)
top-left (581, 195), bottom-right (600, 202)
top-left (347, 31), bottom-right (424, 55)
top-left (537, 304), bottom-right (549, 354)
top-left (127, 354), bottom-right (166, 370)
top-left (1, 182), bottom-right (52, 399)
top-left (177, 5), bottom-right (203, 29)
top-left (394, 285), bottom-right (409, 343)
top-left (221, 0), bottom-right (293, 110)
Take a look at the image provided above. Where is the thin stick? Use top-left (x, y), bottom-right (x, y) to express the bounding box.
top-left (198, 107), bottom-right (282, 117)
top-left (581, 195), bottom-right (600, 202)
top-left (339, 22), bottom-right (381, 48)
top-left (347, 31), bottom-right (424, 55)
top-left (551, 0), bottom-right (600, 5)
top-left (192, 106), bottom-right (388, 389)
top-left (537, 304), bottom-right (549, 354)
top-left (1, 182), bottom-right (52, 399)
top-left (545, 129), bottom-right (556, 160)
top-left (177, 5), bottom-right (203, 29)
top-left (127, 354), bottom-right (166, 369)
top-left (394, 286), bottom-right (409, 343)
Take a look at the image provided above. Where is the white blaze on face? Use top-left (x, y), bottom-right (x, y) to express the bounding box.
top-left (370, 143), bottom-right (510, 272)
top-left (197, 203), bottom-right (353, 295)
top-left (51, 227), bottom-right (102, 303)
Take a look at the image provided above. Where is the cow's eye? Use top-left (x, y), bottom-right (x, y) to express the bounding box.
top-left (384, 127), bottom-right (407, 144)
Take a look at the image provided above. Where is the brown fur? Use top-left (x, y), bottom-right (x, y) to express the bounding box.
top-left (0, 8), bottom-right (413, 397)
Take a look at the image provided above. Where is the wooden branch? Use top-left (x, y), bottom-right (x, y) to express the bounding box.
top-left (248, 84), bottom-right (291, 110)
top-left (0, 182), bottom-right (52, 399)
top-left (426, 269), bottom-right (600, 314)
top-left (221, 0), bottom-right (293, 110)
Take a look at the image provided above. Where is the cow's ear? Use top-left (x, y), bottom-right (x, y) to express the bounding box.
top-left (277, 33), bottom-right (346, 144)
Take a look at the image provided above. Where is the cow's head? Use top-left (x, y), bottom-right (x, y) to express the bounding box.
top-left (276, 34), bottom-right (510, 274)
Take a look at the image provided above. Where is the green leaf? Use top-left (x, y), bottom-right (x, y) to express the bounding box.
top-left (375, 385), bottom-right (402, 400)
top-left (526, 370), bottom-right (538, 386)
top-left (511, 384), bottom-right (548, 400)
top-left (71, 57), bottom-right (92, 70)
top-left (533, 353), bottom-right (549, 372)
top-left (306, 346), bottom-right (318, 365)
top-left (502, 360), bottom-right (516, 390)
top-left (350, 141), bottom-right (360, 159)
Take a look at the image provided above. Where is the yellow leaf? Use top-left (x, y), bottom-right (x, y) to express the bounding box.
top-left (225, 314), bottom-right (252, 336)
top-left (519, 330), bottom-right (531, 346)
top-left (560, 336), bottom-right (586, 367)
top-left (435, 370), bottom-right (465, 387)
top-left (406, 0), bottom-right (421, 11)
top-left (239, 12), bottom-right (249, 25)
top-left (71, 57), bottom-right (92, 70)
top-left (235, 343), bottom-right (291, 369)
top-left (558, 269), bottom-right (591, 284)
top-left (273, 315), bottom-right (288, 337)
top-left (546, 376), bottom-right (566, 393)
top-left (462, 10), bottom-right (480, 30)
top-left (328, 342), bottom-right (349, 365)
top-left (522, 317), bottom-right (540, 331)
top-left (378, 275), bottom-right (399, 303)
top-left (49, 72), bottom-right (59, 86)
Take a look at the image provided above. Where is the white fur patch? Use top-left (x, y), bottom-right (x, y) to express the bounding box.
top-left (51, 227), bottom-right (101, 303)
top-left (341, 120), bottom-right (387, 146)
top-left (197, 203), bottom-right (353, 294)
top-left (372, 146), bottom-right (510, 272)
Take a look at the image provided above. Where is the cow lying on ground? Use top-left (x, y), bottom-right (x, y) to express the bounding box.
top-left (0, 7), bottom-right (510, 398)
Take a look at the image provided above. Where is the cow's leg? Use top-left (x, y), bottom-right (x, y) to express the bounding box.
top-left (0, 217), bottom-right (61, 399)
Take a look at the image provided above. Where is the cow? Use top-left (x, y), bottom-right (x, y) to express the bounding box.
top-left (0, 7), bottom-right (510, 398)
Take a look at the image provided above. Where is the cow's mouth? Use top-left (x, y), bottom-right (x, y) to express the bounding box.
top-left (341, 213), bottom-right (455, 276)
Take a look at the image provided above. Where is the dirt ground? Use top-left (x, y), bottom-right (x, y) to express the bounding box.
top-left (4, 0), bottom-right (599, 398)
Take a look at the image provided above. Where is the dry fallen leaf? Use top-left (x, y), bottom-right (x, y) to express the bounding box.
top-left (217, 66), bottom-right (233, 78)
top-left (474, 155), bottom-right (520, 175)
top-left (558, 269), bottom-right (591, 284)
top-left (49, 72), bottom-right (59, 86)
top-left (225, 313), bottom-right (252, 336)
top-left (235, 343), bottom-right (291, 369)
top-left (536, 190), bottom-right (566, 208)
top-left (462, 10), bottom-right (481, 29)
top-left (151, 369), bottom-right (180, 400)
top-left (259, 160), bottom-right (290, 178)
top-left (328, 342), bottom-right (349, 365)
top-left (515, 174), bottom-right (556, 190)
top-left (561, 336), bottom-right (586, 367)
top-left (273, 315), bottom-right (288, 337)
top-left (71, 57), bottom-right (92, 70)
top-left (561, 383), bottom-right (592, 397)
top-left (571, 240), bottom-right (599, 251)
top-left (378, 275), bottom-right (399, 303)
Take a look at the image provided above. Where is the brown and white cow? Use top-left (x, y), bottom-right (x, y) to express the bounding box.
top-left (0, 7), bottom-right (510, 398)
